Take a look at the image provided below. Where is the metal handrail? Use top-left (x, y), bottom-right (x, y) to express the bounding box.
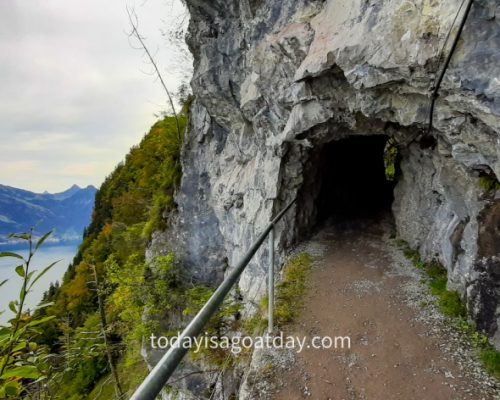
top-left (130, 198), bottom-right (296, 400)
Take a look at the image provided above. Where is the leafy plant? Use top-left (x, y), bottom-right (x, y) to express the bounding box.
top-left (0, 230), bottom-right (58, 398)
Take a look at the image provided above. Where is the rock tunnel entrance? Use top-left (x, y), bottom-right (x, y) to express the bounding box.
top-left (297, 135), bottom-right (398, 232)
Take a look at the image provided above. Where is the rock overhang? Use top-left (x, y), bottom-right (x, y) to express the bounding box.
top-left (157, 0), bottom-right (500, 350)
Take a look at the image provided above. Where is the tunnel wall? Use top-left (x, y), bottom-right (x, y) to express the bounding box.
top-left (394, 141), bottom-right (500, 342)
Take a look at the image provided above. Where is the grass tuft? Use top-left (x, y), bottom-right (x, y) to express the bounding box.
top-left (438, 291), bottom-right (466, 318)
top-left (243, 253), bottom-right (312, 334)
top-left (398, 239), bottom-right (500, 379)
top-left (480, 348), bottom-right (500, 379)
top-left (398, 243), bottom-right (465, 318)
top-left (274, 253), bottom-right (311, 326)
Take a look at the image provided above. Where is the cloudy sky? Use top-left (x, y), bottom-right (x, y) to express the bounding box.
top-left (0, 0), bottom-right (191, 193)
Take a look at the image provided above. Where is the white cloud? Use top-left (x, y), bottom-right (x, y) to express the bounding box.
top-left (0, 0), bottom-right (192, 193)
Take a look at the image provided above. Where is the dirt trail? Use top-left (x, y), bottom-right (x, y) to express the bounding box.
top-left (271, 217), bottom-right (500, 400)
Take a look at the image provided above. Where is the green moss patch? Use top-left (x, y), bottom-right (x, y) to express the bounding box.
top-left (244, 253), bottom-right (312, 334)
top-left (480, 348), bottom-right (500, 379)
top-left (398, 240), bottom-right (500, 379)
top-left (479, 174), bottom-right (500, 192)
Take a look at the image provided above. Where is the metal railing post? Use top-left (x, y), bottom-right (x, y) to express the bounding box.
top-left (268, 225), bottom-right (274, 334)
top-left (130, 198), bottom-right (296, 400)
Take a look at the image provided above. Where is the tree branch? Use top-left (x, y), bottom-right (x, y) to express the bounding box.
top-left (126, 6), bottom-right (182, 143)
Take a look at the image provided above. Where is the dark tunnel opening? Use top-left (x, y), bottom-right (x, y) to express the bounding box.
top-left (314, 135), bottom-right (397, 226)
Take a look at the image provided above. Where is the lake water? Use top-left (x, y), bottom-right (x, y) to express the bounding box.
top-left (0, 244), bottom-right (77, 324)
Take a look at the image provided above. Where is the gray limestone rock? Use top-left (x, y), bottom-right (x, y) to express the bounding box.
top-left (148, 0), bottom-right (500, 396)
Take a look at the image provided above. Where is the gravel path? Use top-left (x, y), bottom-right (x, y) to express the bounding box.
top-left (248, 216), bottom-right (500, 400)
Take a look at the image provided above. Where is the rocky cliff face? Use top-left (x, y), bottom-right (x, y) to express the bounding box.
top-left (152, 0), bottom-right (500, 360)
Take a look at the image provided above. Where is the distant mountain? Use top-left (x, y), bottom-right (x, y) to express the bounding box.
top-left (0, 184), bottom-right (97, 246)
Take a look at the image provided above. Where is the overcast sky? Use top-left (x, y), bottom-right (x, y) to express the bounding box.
top-left (0, 0), bottom-right (191, 193)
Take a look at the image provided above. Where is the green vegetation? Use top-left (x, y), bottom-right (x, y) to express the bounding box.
top-left (243, 296), bottom-right (269, 335)
top-left (480, 348), bottom-right (500, 379)
top-left (424, 260), bottom-right (465, 318)
top-left (1, 104), bottom-right (245, 399)
top-left (274, 253), bottom-right (312, 325)
top-left (5, 112), bottom-right (190, 399)
top-left (452, 318), bottom-right (500, 379)
top-left (398, 240), bottom-right (500, 379)
top-left (0, 231), bottom-right (58, 399)
top-left (383, 138), bottom-right (399, 181)
top-left (0, 66), bottom-right (232, 399)
top-left (87, 345), bottom-right (148, 400)
top-left (244, 253), bottom-right (312, 334)
top-left (186, 292), bottom-right (241, 369)
top-left (479, 173), bottom-right (500, 192)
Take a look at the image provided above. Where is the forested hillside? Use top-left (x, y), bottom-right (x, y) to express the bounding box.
top-left (47, 114), bottom-right (186, 398)
top-left (0, 112), bottom-right (188, 399)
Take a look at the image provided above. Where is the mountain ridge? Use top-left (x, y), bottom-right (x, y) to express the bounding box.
top-left (0, 183), bottom-right (96, 246)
